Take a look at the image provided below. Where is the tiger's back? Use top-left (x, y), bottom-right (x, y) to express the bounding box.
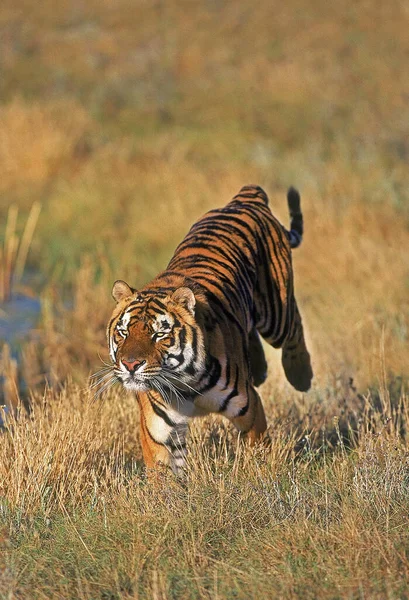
top-left (168, 185), bottom-right (294, 343)
top-left (105, 185), bottom-right (313, 473)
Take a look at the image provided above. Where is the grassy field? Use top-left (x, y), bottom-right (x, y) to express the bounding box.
top-left (1, 0), bottom-right (409, 597)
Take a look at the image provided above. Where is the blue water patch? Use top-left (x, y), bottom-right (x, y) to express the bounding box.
top-left (0, 294), bottom-right (42, 346)
top-left (0, 294), bottom-right (42, 426)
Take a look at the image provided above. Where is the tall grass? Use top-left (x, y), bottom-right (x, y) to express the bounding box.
top-left (1, 384), bottom-right (409, 599)
top-left (0, 0), bottom-right (409, 597)
top-left (0, 202), bottom-right (41, 302)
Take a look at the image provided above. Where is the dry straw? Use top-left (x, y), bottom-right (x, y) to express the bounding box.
top-left (0, 201), bottom-right (41, 302)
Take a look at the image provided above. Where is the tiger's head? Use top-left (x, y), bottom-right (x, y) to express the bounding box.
top-left (107, 280), bottom-right (205, 394)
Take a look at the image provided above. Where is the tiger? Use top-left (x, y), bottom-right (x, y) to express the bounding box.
top-left (106, 185), bottom-right (313, 474)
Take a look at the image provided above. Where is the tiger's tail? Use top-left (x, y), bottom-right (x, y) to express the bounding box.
top-left (286, 187), bottom-right (304, 249)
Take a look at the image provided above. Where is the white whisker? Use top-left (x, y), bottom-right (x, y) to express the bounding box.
top-left (90, 365), bottom-right (115, 376)
top-left (93, 377), bottom-right (117, 399)
top-left (89, 370), bottom-right (115, 390)
top-left (161, 369), bottom-right (202, 396)
top-left (152, 379), bottom-right (171, 404)
top-left (155, 374), bottom-right (186, 409)
top-left (90, 368), bottom-right (114, 382)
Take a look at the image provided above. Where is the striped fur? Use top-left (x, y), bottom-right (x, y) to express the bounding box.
top-left (106, 185), bottom-right (313, 473)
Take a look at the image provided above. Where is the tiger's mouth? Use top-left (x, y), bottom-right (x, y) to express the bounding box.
top-left (114, 357), bottom-right (196, 399)
top-left (114, 357), bottom-right (163, 392)
top-left (120, 375), bottom-right (152, 392)
top-left (115, 369), bottom-right (154, 392)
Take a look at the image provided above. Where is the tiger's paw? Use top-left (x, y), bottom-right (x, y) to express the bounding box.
top-left (249, 328), bottom-right (268, 387)
top-left (252, 366), bottom-right (268, 387)
top-left (282, 349), bottom-right (313, 392)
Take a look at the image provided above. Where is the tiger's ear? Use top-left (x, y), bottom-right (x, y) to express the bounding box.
top-left (171, 287), bottom-right (196, 315)
top-left (112, 280), bottom-right (135, 303)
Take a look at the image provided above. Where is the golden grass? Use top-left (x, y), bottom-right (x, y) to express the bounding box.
top-left (0, 0), bottom-right (409, 596)
top-left (0, 202), bottom-right (41, 302)
top-left (0, 99), bottom-right (91, 196)
top-left (1, 384), bottom-right (409, 599)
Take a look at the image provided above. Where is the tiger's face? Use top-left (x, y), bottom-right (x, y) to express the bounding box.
top-left (107, 280), bottom-right (204, 393)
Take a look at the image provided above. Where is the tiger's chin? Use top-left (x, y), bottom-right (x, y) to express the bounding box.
top-left (122, 379), bottom-right (151, 393)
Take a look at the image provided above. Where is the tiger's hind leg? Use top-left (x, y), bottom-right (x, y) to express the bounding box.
top-left (248, 327), bottom-right (268, 387)
top-left (229, 385), bottom-right (267, 445)
top-left (281, 301), bottom-right (313, 392)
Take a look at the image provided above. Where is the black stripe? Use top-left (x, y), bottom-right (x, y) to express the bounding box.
top-left (107, 315), bottom-right (118, 333)
top-left (191, 326), bottom-right (198, 356)
top-left (149, 397), bottom-right (176, 428)
top-left (143, 418), bottom-right (166, 447)
top-left (126, 300), bottom-right (144, 310)
top-left (178, 326), bottom-right (186, 349)
top-left (219, 365), bottom-right (239, 412)
top-left (166, 352), bottom-right (185, 366)
top-left (148, 297), bottom-right (167, 312)
top-left (197, 355), bottom-right (222, 393)
top-left (237, 396), bottom-right (249, 417)
top-left (166, 437), bottom-right (187, 452)
top-left (223, 358), bottom-right (231, 390)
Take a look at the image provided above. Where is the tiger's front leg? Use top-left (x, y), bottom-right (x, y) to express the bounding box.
top-left (137, 391), bottom-right (189, 475)
top-left (229, 385), bottom-right (267, 445)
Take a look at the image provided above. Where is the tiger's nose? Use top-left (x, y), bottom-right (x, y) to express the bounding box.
top-left (121, 358), bottom-right (146, 372)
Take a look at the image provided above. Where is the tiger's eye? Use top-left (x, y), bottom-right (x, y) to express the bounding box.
top-left (153, 332), bottom-right (167, 341)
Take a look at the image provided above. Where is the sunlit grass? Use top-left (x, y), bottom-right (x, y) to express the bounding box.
top-left (0, 0), bottom-right (409, 597)
top-left (1, 383), bottom-right (409, 599)
top-left (0, 202), bottom-right (41, 302)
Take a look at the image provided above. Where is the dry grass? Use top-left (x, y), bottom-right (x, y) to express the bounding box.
top-left (0, 202), bottom-right (41, 302)
top-left (0, 0), bottom-right (409, 597)
top-left (1, 385), bottom-right (409, 599)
